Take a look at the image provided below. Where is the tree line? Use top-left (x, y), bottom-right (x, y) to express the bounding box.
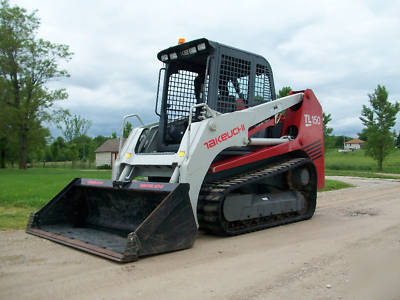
top-left (1, 109), bottom-right (133, 168)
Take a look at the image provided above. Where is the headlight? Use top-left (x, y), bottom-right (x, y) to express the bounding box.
top-left (170, 52), bottom-right (178, 60)
top-left (161, 54), bottom-right (168, 62)
top-left (189, 46), bottom-right (197, 54)
top-left (197, 43), bottom-right (206, 51)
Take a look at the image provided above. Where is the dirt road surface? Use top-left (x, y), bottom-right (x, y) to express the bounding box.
top-left (1, 176), bottom-right (400, 300)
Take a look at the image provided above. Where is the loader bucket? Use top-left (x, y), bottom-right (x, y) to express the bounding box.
top-left (26, 178), bottom-right (197, 262)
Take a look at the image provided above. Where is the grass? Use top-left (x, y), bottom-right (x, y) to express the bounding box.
top-left (320, 179), bottom-right (355, 192)
top-left (0, 167), bottom-right (356, 230)
top-left (0, 206), bottom-right (32, 230)
top-left (0, 168), bottom-right (111, 230)
top-left (325, 169), bottom-right (400, 179)
top-left (4, 148), bottom-right (397, 230)
top-left (325, 148), bottom-right (400, 174)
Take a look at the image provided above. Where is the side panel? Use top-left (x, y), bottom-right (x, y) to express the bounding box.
top-left (178, 93), bottom-right (305, 223)
top-left (207, 89), bottom-right (325, 189)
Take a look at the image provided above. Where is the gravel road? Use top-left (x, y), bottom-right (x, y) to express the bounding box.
top-left (1, 176), bottom-right (399, 300)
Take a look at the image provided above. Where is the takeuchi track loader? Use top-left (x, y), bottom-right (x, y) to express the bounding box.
top-left (26, 38), bottom-right (325, 262)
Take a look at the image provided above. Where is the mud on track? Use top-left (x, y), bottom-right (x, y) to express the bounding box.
top-left (1, 176), bottom-right (400, 299)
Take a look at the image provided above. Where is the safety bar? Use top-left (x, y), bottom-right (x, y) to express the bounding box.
top-left (119, 114), bottom-right (145, 154)
top-left (154, 67), bottom-right (166, 117)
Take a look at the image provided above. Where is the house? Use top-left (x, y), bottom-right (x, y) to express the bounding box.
top-left (95, 138), bottom-right (124, 168)
top-left (344, 138), bottom-right (365, 151)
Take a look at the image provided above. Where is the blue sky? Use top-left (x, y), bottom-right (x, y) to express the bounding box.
top-left (14, 0), bottom-right (400, 137)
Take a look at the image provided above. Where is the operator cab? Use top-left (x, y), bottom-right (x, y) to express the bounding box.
top-left (156, 38), bottom-right (276, 152)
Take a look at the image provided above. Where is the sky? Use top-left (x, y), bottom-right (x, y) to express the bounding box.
top-left (13, 0), bottom-right (400, 138)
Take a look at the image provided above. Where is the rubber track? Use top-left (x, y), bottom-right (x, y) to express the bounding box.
top-left (197, 157), bottom-right (316, 236)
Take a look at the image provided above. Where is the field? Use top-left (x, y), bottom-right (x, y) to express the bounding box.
top-left (0, 167), bottom-right (353, 230)
top-left (325, 148), bottom-right (400, 173)
top-left (320, 179), bottom-right (354, 191)
top-left (2, 148), bottom-right (398, 230)
top-left (0, 168), bottom-right (111, 230)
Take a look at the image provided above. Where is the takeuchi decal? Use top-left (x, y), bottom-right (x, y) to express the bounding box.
top-left (204, 124), bottom-right (245, 149)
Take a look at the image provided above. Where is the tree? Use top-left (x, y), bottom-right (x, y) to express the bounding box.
top-left (323, 112), bottom-right (334, 148)
top-left (397, 132), bottom-right (400, 148)
top-left (357, 128), bottom-right (368, 142)
top-left (93, 135), bottom-right (109, 148)
top-left (278, 86), bottom-right (292, 98)
top-left (0, 1), bottom-right (72, 169)
top-left (123, 121), bottom-right (132, 138)
top-left (333, 135), bottom-right (352, 149)
top-left (360, 85), bottom-right (399, 170)
top-left (56, 111), bottom-right (92, 142)
top-left (72, 135), bottom-right (92, 161)
top-left (68, 142), bottom-right (79, 168)
top-left (50, 136), bottom-right (68, 161)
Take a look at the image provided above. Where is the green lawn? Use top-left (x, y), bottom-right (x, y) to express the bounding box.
top-left (0, 168), bottom-right (111, 208)
top-left (0, 167), bottom-right (354, 230)
top-left (320, 179), bottom-right (354, 192)
top-left (2, 149), bottom-right (397, 230)
top-left (0, 168), bottom-right (111, 230)
top-left (325, 169), bottom-right (400, 179)
top-left (325, 148), bottom-right (400, 173)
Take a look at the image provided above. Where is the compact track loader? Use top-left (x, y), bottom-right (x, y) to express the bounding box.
top-left (27, 38), bottom-right (325, 262)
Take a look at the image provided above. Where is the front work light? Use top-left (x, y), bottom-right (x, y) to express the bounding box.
top-left (161, 54), bottom-right (168, 62)
top-left (197, 43), bottom-right (206, 51)
top-left (188, 47), bottom-right (197, 54)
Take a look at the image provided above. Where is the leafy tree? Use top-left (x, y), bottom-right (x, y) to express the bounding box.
top-left (72, 135), bottom-right (92, 161)
top-left (323, 113), bottom-right (333, 136)
top-left (50, 136), bottom-right (68, 161)
top-left (68, 142), bottom-right (79, 168)
top-left (357, 128), bottom-right (368, 142)
top-left (333, 135), bottom-right (352, 149)
top-left (278, 86), bottom-right (292, 98)
top-left (360, 85), bottom-right (399, 170)
top-left (0, 77), bottom-right (15, 167)
top-left (93, 135), bottom-right (109, 148)
top-left (0, 0), bottom-right (72, 169)
top-left (0, 136), bottom-right (9, 168)
top-left (87, 141), bottom-right (96, 167)
top-left (111, 132), bottom-right (117, 139)
top-left (397, 132), bottom-right (400, 148)
top-left (323, 112), bottom-right (334, 148)
top-left (56, 111), bottom-right (92, 143)
top-left (123, 121), bottom-right (133, 138)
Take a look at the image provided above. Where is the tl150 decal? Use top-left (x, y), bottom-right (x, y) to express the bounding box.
top-left (304, 114), bottom-right (321, 127)
top-left (204, 124), bottom-right (245, 149)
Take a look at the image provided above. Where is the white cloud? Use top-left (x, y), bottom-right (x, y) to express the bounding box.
top-left (12, 0), bottom-right (400, 137)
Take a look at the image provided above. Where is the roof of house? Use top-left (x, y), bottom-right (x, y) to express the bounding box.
top-left (95, 138), bottom-right (124, 153)
top-left (345, 138), bottom-right (365, 144)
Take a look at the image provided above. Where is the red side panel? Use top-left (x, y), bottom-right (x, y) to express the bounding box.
top-left (209, 89), bottom-right (325, 190)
